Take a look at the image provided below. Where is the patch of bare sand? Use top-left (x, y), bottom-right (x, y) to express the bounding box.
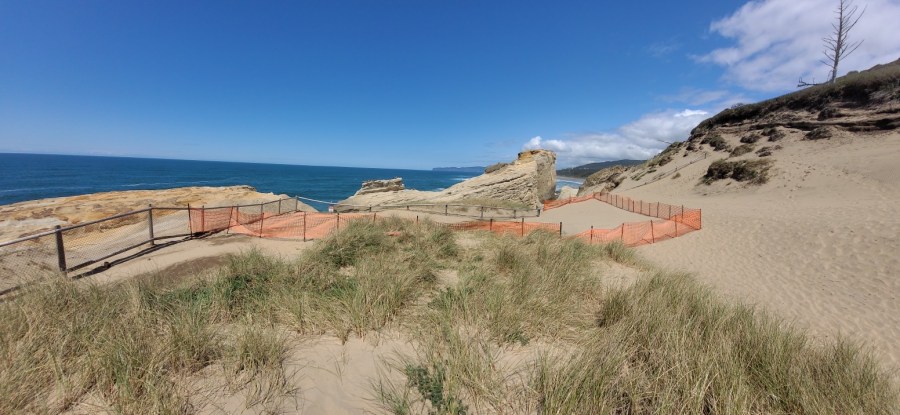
top-left (186, 331), bottom-right (414, 414)
top-left (527, 198), bottom-right (652, 235)
top-left (625, 130), bottom-right (900, 371)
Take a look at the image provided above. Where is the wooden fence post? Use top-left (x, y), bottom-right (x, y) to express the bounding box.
top-left (520, 218), bottom-right (525, 237)
top-left (489, 218), bottom-right (493, 231)
top-left (590, 225), bottom-right (594, 244)
top-left (650, 221), bottom-right (655, 243)
top-left (559, 222), bottom-right (563, 237)
top-left (226, 207), bottom-right (234, 234)
top-left (187, 203), bottom-right (193, 235)
top-left (303, 212), bottom-right (307, 241)
top-left (147, 204), bottom-right (155, 245)
top-left (258, 203), bottom-right (264, 238)
top-left (201, 206), bottom-right (206, 233)
top-left (54, 225), bottom-right (67, 274)
top-left (336, 213), bottom-right (340, 231)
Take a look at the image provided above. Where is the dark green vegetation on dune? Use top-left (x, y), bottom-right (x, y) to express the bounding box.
top-left (557, 160), bottom-right (646, 179)
top-left (694, 58), bottom-right (900, 134)
top-left (0, 218), bottom-right (896, 414)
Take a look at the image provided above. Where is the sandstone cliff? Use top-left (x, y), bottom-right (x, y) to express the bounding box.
top-left (337, 150), bottom-right (557, 210)
top-left (0, 185), bottom-right (316, 241)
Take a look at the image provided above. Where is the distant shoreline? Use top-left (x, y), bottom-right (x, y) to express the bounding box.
top-left (557, 176), bottom-right (585, 185)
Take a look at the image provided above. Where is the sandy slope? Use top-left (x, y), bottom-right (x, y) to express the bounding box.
top-left (618, 130), bottom-right (900, 370)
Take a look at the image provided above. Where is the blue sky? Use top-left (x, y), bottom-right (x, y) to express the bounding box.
top-left (2, 1), bottom-right (898, 169)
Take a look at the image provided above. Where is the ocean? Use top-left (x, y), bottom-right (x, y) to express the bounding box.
top-left (0, 153), bottom-right (484, 211)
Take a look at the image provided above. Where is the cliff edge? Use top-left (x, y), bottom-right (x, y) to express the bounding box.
top-left (337, 150), bottom-right (557, 210)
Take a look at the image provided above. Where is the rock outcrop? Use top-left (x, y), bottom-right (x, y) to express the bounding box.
top-left (354, 178), bottom-right (405, 195)
top-left (337, 150), bottom-right (557, 210)
top-left (0, 186), bottom-right (316, 241)
top-left (577, 165), bottom-right (630, 195)
top-left (558, 186), bottom-right (578, 199)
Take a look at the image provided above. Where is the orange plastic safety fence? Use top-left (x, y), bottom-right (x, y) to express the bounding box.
top-left (541, 191), bottom-right (701, 247)
top-left (185, 194), bottom-right (700, 248)
top-left (446, 220), bottom-right (559, 237)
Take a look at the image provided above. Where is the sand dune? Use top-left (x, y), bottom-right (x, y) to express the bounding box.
top-left (618, 130), bottom-right (900, 370)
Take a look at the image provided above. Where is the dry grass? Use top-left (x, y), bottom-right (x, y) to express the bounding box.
top-left (1, 217), bottom-right (897, 414)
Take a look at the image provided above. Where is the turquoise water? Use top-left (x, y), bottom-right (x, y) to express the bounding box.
top-left (0, 153), bottom-right (480, 211)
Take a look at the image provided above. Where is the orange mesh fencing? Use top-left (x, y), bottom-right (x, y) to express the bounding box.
top-left (184, 194), bottom-right (700, 248)
top-left (446, 219), bottom-right (560, 237)
top-left (542, 191), bottom-right (701, 247)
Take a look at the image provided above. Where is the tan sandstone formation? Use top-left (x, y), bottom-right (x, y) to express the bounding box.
top-left (0, 185), bottom-right (316, 241)
top-left (577, 164), bottom-right (630, 195)
top-left (354, 178), bottom-right (405, 195)
top-left (337, 150), bottom-right (557, 210)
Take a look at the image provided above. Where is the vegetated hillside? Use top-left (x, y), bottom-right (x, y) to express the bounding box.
top-left (557, 159), bottom-right (645, 178)
top-left (579, 58), bottom-right (900, 195)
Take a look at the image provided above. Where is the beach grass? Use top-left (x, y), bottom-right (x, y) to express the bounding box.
top-left (0, 218), bottom-right (896, 413)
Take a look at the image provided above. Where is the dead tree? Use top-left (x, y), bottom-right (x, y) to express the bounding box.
top-left (798, 0), bottom-right (865, 87)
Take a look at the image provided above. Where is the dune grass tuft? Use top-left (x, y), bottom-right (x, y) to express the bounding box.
top-left (0, 217), bottom-right (896, 414)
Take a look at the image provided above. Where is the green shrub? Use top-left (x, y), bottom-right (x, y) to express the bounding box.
top-left (701, 133), bottom-right (731, 151)
top-left (730, 144), bottom-right (756, 157)
top-left (806, 127), bottom-right (832, 140)
top-left (703, 159), bottom-right (772, 185)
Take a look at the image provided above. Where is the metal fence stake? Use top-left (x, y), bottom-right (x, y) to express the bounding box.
top-left (559, 222), bottom-right (562, 237)
top-left (520, 218), bottom-right (524, 237)
top-left (54, 225), bottom-right (67, 274)
top-left (590, 226), bottom-right (594, 243)
top-left (148, 204), bottom-right (155, 245)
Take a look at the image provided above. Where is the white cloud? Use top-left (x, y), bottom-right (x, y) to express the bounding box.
top-left (700, 0), bottom-right (900, 92)
top-left (523, 109), bottom-right (710, 167)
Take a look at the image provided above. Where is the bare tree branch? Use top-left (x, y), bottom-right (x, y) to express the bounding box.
top-left (799, 0), bottom-right (866, 87)
top-left (825, 0), bottom-right (866, 83)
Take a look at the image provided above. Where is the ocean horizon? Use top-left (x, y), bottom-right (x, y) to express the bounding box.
top-left (0, 153), bottom-right (485, 210)
top-left (0, 153), bottom-right (580, 210)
